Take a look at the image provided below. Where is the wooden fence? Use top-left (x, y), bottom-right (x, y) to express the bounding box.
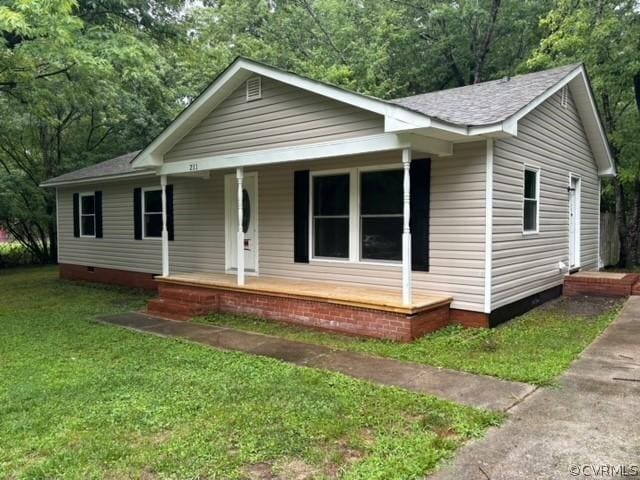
top-left (600, 212), bottom-right (620, 267)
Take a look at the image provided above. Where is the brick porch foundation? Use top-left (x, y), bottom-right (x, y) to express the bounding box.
top-left (563, 272), bottom-right (640, 297)
top-left (150, 282), bottom-right (452, 342)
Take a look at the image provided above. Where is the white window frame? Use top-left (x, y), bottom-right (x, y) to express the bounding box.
top-left (309, 168), bottom-right (353, 262)
top-left (568, 172), bottom-right (582, 269)
top-left (309, 163), bottom-right (403, 266)
top-left (79, 192), bottom-right (96, 238)
top-left (142, 186), bottom-right (163, 240)
top-left (523, 165), bottom-right (540, 235)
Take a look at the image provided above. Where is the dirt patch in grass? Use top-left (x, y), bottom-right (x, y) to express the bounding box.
top-left (243, 459), bottom-right (322, 480)
top-left (536, 296), bottom-right (623, 318)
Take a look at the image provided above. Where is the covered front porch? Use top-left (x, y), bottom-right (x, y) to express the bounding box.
top-left (153, 133), bottom-right (456, 308)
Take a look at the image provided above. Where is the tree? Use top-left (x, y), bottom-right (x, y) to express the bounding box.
top-left (528, 0), bottom-right (640, 266)
top-left (0, 0), bottom-right (186, 263)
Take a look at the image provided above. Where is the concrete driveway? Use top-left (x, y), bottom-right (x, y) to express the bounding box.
top-left (431, 296), bottom-right (640, 480)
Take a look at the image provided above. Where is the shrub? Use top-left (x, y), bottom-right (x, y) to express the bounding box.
top-left (0, 243), bottom-right (37, 269)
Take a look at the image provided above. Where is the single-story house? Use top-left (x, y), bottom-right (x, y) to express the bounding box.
top-left (42, 58), bottom-right (615, 341)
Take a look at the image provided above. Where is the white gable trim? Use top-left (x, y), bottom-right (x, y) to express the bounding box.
top-left (132, 58), bottom-right (614, 179)
top-left (467, 65), bottom-right (615, 177)
top-left (132, 58), bottom-right (454, 169)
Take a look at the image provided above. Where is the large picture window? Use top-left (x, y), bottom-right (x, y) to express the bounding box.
top-left (312, 173), bottom-right (349, 258)
top-left (360, 169), bottom-right (403, 261)
top-left (80, 193), bottom-right (96, 237)
top-left (143, 188), bottom-right (163, 238)
top-left (523, 167), bottom-right (539, 233)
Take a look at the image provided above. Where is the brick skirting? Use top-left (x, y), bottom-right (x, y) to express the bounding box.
top-left (450, 309), bottom-right (490, 328)
top-left (563, 273), bottom-right (639, 297)
top-left (59, 263), bottom-right (158, 291)
top-left (152, 282), bottom-right (452, 342)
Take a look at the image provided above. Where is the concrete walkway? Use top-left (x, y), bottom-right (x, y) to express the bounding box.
top-left (430, 296), bottom-right (640, 480)
top-left (95, 312), bottom-right (535, 411)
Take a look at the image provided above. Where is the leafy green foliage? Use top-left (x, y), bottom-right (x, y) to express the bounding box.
top-left (0, 242), bottom-right (34, 268)
top-left (528, 0), bottom-right (640, 265)
top-left (0, 267), bottom-right (500, 478)
top-left (199, 297), bottom-right (623, 386)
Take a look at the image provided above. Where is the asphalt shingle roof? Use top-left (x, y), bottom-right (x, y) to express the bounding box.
top-left (42, 151), bottom-right (142, 186)
top-left (42, 63), bottom-right (580, 186)
top-left (391, 64), bottom-right (580, 126)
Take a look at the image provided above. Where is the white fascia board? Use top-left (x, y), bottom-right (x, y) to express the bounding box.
top-left (40, 171), bottom-right (155, 188)
top-left (132, 62), bottom-right (252, 169)
top-left (134, 57), bottom-right (449, 169)
top-left (503, 65), bottom-right (615, 176)
top-left (158, 133), bottom-right (415, 175)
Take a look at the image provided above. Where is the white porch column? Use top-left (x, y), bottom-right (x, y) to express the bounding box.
top-left (402, 148), bottom-right (412, 305)
top-left (160, 174), bottom-right (169, 277)
top-left (236, 167), bottom-right (245, 286)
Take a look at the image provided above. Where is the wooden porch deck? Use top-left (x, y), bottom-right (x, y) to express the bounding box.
top-left (158, 272), bottom-right (452, 315)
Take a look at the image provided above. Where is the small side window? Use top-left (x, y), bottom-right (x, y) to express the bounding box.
top-left (80, 193), bottom-right (96, 237)
top-left (143, 189), bottom-right (163, 238)
top-left (523, 167), bottom-right (539, 233)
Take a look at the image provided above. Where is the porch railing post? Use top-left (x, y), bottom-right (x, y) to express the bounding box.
top-left (161, 174), bottom-right (169, 277)
top-left (402, 148), bottom-right (412, 305)
top-left (236, 167), bottom-right (245, 286)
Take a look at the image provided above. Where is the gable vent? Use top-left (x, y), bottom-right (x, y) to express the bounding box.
top-left (246, 77), bottom-right (262, 101)
top-left (561, 86), bottom-right (569, 109)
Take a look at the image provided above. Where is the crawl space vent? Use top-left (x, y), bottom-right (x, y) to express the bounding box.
top-left (246, 77), bottom-right (262, 101)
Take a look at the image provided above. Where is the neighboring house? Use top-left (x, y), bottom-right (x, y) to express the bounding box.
top-left (41, 58), bottom-right (615, 341)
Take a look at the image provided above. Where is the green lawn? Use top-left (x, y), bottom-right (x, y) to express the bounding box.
top-left (198, 296), bottom-right (623, 386)
top-left (0, 267), bottom-right (499, 479)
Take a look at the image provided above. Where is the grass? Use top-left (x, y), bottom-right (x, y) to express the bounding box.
top-left (198, 296), bottom-right (624, 386)
top-left (0, 267), bottom-right (500, 479)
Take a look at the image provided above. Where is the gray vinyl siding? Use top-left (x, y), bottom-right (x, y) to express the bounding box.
top-left (57, 144), bottom-right (487, 312)
top-left (57, 177), bottom-right (226, 275)
top-left (57, 179), bottom-right (162, 273)
top-left (491, 89), bottom-right (599, 309)
top-left (164, 77), bottom-right (384, 163)
top-left (255, 143), bottom-right (487, 312)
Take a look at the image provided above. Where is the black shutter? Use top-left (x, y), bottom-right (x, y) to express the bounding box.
top-left (166, 184), bottom-right (174, 241)
top-left (410, 158), bottom-right (430, 271)
top-left (73, 193), bottom-right (80, 238)
top-left (133, 187), bottom-right (142, 240)
top-left (294, 170), bottom-right (310, 263)
top-left (95, 191), bottom-right (103, 238)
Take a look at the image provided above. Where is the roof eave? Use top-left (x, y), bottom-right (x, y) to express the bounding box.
top-left (40, 170), bottom-right (155, 188)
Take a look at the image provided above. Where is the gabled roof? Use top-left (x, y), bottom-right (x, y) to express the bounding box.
top-left (42, 58), bottom-right (615, 187)
top-left (392, 64), bottom-right (579, 126)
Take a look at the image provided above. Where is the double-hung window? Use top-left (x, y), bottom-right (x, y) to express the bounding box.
top-left (80, 193), bottom-right (96, 237)
top-left (360, 169), bottom-right (403, 261)
top-left (523, 167), bottom-right (539, 233)
top-left (143, 188), bottom-right (163, 238)
top-left (312, 173), bottom-right (350, 259)
top-left (311, 167), bottom-right (405, 262)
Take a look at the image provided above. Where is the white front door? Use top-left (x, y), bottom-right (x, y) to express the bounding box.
top-left (569, 175), bottom-right (580, 269)
top-left (225, 172), bottom-right (258, 272)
